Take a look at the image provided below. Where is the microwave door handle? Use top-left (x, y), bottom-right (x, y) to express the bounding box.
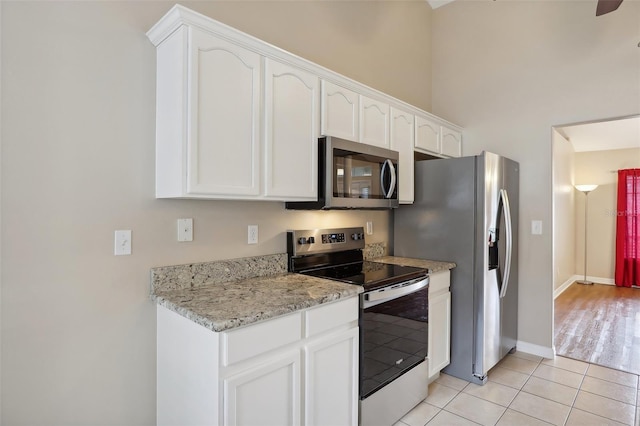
top-left (387, 160), bottom-right (397, 199)
top-left (380, 159), bottom-right (396, 199)
top-left (380, 160), bottom-right (389, 197)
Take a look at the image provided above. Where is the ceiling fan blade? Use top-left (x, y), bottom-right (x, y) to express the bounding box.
top-left (596, 0), bottom-right (623, 16)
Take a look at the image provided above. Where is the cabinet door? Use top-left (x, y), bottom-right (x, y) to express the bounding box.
top-left (414, 115), bottom-right (440, 155)
top-left (428, 291), bottom-right (451, 378)
top-left (390, 107), bottom-right (415, 204)
top-left (264, 59), bottom-right (319, 200)
top-left (224, 351), bottom-right (301, 426)
top-left (304, 328), bottom-right (359, 426)
top-left (187, 28), bottom-right (261, 197)
top-left (441, 126), bottom-right (462, 158)
top-left (321, 81), bottom-right (359, 141)
top-left (359, 96), bottom-right (389, 148)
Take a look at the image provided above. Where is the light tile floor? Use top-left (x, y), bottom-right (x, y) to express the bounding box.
top-left (396, 351), bottom-right (640, 426)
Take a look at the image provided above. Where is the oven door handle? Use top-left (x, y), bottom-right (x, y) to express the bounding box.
top-left (363, 276), bottom-right (429, 309)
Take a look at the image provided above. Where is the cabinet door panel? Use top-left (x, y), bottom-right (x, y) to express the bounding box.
top-left (321, 81), bottom-right (359, 140)
top-left (305, 328), bottom-right (358, 426)
top-left (428, 291), bottom-right (451, 377)
top-left (390, 107), bottom-right (414, 204)
top-left (360, 96), bottom-right (389, 148)
top-left (224, 352), bottom-right (301, 426)
top-left (415, 115), bottom-right (440, 154)
top-left (264, 59), bottom-right (319, 200)
top-left (441, 126), bottom-right (462, 158)
top-left (188, 29), bottom-right (261, 196)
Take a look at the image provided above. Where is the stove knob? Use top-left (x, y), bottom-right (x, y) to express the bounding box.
top-left (308, 236), bottom-right (315, 244)
top-left (359, 233), bottom-right (365, 240)
top-left (351, 233), bottom-right (359, 240)
top-left (298, 237), bottom-right (307, 245)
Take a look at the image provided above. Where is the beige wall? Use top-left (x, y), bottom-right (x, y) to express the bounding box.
top-left (0, 1), bottom-right (432, 423)
top-left (552, 130), bottom-right (575, 291)
top-left (574, 148), bottom-right (640, 281)
top-left (432, 1), bottom-right (640, 352)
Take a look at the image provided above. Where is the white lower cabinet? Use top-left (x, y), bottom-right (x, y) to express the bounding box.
top-left (224, 351), bottom-right (301, 425)
top-left (304, 328), bottom-right (359, 426)
top-left (428, 270), bottom-right (452, 381)
top-left (157, 297), bottom-right (359, 426)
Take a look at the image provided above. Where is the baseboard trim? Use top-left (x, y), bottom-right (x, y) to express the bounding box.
top-left (554, 275), bottom-right (579, 299)
top-left (516, 340), bottom-right (555, 359)
top-left (554, 275), bottom-right (616, 299)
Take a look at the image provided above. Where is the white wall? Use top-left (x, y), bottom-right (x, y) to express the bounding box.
top-left (0, 1), bottom-right (432, 423)
top-left (552, 130), bottom-right (575, 291)
top-left (432, 0), bottom-right (640, 353)
top-left (574, 148), bottom-right (640, 281)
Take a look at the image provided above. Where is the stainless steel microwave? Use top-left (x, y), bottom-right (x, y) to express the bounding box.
top-left (286, 137), bottom-right (399, 210)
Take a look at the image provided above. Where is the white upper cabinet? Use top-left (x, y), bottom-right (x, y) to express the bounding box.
top-left (441, 126), bottom-right (463, 158)
top-left (321, 81), bottom-right (359, 141)
top-left (264, 59), bottom-right (319, 200)
top-left (415, 115), bottom-right (441, 155)
top-left (390, 107), bottom-right (415, 204)
top-left (188, 28), bottom-right (262, 197)
top-left (415, 114), bottom-right (462, 158)
top-left (148, 5), bottom-right (462, 201)
top-left (359, 96), bottom-right (390, 148)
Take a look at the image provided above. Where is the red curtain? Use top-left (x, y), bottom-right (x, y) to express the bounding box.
top-left (615, 168), bottom-right (640, 287)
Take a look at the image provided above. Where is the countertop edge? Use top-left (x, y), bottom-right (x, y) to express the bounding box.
top-left (371, 256), bottom-right (456, 274)
top-left (151, 275), bottom-right (363, 333)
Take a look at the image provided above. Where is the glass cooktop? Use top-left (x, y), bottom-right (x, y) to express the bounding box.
top-left (302, 261), bottom-right (427, 291)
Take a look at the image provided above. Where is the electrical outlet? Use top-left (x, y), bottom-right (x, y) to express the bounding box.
top-left (177, 218), bottom-right (193, 242)
top-left (248, 225), bottom-right (258, 244)
top-left (114, 230), bottom-right (132, 255)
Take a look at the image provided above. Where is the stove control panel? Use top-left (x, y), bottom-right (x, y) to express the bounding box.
top-left (287, 227), bottom-right (365, 256)
top-left (322, 233), bottom-right (345, 244)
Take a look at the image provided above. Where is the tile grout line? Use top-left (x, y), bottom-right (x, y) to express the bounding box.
top-left (421, 355), bottom-right (640, 426)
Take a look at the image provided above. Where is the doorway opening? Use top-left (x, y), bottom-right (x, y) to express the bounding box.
top-left (551, 115), bottom-right (640, 375)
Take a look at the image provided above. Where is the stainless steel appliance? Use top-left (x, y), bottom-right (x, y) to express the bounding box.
top-left (287, 227), bottom-right (429, 426)
top-left (285, 137), bottom-right (399, 210)
top-left (394, 151), bottom-right (519, 385)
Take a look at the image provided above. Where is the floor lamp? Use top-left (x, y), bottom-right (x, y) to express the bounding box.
top-left (575, 184), bottom-right (598, 285)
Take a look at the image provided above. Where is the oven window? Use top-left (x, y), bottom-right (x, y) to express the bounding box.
top-left (360, 287), bottom-right (428, 399)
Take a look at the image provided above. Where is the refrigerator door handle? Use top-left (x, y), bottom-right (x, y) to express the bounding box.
top-left (499, 188), bottom-right (513, 298)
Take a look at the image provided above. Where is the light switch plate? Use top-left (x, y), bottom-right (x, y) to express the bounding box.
top-left (531, 220), bottom-right (542, 235)
top-left (114, 230), bottom-right (132, 255)
top-left (177, 218), bottom-right (193, 242)
top-left (366, 221), bottom-right (373, 235)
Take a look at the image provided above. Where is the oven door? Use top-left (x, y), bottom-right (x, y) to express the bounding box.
top-left (360, 276), bottom-right (428, 399)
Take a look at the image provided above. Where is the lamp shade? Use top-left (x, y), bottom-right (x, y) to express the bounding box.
top-left (575, 184), bottom-right (598, 193)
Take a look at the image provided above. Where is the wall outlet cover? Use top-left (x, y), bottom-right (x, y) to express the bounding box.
top-left (248, 225), bottom-right (258, 244)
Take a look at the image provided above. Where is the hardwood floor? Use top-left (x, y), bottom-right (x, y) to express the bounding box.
top-left (554, 282), bottom-right (640, 375)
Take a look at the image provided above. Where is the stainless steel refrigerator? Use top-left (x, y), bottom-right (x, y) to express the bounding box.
top-left (393, 151), bottom-right (519, 385)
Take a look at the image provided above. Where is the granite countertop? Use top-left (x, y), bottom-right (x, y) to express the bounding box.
top-left (152, 270), bottom-right (362, 333)
top-left (372, 256), bottom-right (456, 273)
top-left (150, 247), bottom-right (451, 334)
